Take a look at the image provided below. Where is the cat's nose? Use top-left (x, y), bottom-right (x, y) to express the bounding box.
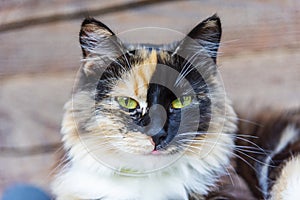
top-left (142, 104), bottom-right (167, 137)
top-left (151, 129), bottom-right (168, 149)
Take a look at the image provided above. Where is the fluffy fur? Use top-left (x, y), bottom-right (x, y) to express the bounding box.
top-left (52, 15), bottom-right (238, 200)
top-left (237, 108), bottom-right (300, 200)
top-left (270, 154), bottom-right (300, 200)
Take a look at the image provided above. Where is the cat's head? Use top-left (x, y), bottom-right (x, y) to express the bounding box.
top-left (62, 14), bottom-right (236, 173)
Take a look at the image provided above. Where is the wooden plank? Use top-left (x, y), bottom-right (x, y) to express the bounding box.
top-left (0, 0), bottom-right (299, 76)
top-left (0, 0), bottom-right (131, 26)
top-left (0, 72), bottom-right (73, 194)
top-left (0, 0), bottom-right (177, 32)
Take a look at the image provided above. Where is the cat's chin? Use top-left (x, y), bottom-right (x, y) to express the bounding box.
top-left (92, 148), bottom-right (183, 174)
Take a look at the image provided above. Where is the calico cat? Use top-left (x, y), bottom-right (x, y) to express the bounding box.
top-left (51, 14), bottom-right (238, 199)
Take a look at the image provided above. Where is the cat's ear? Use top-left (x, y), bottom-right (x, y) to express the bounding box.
top-left (76, 18), bottom-right (123, 91)
top-left (80, 18), bottom-right (121, 58)
top-left (178, 14), bottom-right (222, 63)
top-left (79, 18), bottom-right (123, 76)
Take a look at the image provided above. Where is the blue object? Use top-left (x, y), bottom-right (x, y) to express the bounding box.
top-left (2, 184), bottom-right (51, 200)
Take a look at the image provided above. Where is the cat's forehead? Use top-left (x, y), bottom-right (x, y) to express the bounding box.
top-left (111, 48), bottom-right (160, 103)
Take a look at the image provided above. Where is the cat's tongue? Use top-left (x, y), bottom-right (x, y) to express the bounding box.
top-left (151, 150), bottom-right (160, 155)
top-left (149, 137), bottom-right (160, 155)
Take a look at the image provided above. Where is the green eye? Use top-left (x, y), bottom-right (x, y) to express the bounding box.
top-left (116, 97), bottom-right (138, 109)
top-left (171, 96), bottom-right (193, 109)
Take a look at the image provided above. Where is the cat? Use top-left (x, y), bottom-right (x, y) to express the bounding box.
top-left (51, 14), bottom-right (240, 200)
top-left (236, 108), bottom-right (300, 200)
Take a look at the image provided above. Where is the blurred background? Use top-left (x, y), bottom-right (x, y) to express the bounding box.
top-left (0, 0), bottom-right (299, 196)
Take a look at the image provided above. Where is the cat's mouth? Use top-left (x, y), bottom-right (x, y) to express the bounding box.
top-left (149, 137), bottom-right (161, 154)
top-left (147, 137), bottom-right (160, 155)
top-left (149, 137), bottom-right (169, 155)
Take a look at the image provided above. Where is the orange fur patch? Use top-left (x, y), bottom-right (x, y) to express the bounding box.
top-left (112, 49), bottom-right (157, 110)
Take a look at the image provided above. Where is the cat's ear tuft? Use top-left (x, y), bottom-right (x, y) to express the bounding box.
top-left (185, 14), bottom-right (222, 62)
top-left (79, 18), bottom-right (120, 58)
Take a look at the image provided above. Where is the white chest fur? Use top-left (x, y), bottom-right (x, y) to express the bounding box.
top-left (52, 152), bottom-right (231, 200)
